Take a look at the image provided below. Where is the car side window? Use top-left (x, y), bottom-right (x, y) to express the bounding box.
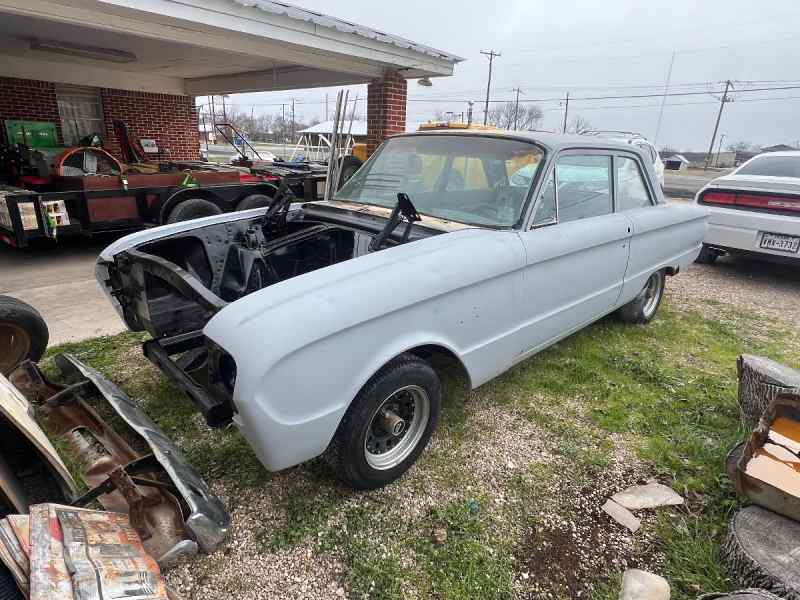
top-left (556, 154), bottom-right (612, 223)
top-left (615, 156), bottom-right (653, 211)
top-left (532, 170), bottom-right (556, 226)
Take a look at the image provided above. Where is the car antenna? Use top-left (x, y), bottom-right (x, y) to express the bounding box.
top-left (368, 193), bottom-right (421, 251)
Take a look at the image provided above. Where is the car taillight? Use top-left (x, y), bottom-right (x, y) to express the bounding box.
top-left (700, 190), bottom-right (800, 212)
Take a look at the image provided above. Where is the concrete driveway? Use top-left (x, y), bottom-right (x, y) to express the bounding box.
top-left (0, 235), bottom-right (126, 346)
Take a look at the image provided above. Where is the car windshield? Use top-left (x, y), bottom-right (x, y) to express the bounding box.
top-left (335, 135), bottom-right (544, 227)
top-left (736, 155), bottom-right (800, 178)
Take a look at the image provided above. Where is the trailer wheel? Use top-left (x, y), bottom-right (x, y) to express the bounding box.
top-left (166, 198), bottom-right (223, 223)
top-left (0, 296), bottom-right (49, 375)
top-left (236, 194), bottom-right (272, 211)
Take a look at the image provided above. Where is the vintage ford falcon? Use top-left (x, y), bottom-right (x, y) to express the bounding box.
top-left (96, 131), bottom-right (708, 489)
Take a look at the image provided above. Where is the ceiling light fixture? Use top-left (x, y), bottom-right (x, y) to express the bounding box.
top-left (417, 77), bottom-right (433, 87)
top-left (29, 39), bottom-right (137, 64)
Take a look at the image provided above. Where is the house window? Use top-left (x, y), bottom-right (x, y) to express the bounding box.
top-left (56, 85), bottom-right (104, 145)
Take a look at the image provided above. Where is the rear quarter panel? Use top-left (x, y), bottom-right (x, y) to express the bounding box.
top-left (619, 202), bottom-right (708, 304)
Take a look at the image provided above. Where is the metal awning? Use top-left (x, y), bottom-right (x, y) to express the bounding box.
top-left (0, 0), bottom-right (462, 96)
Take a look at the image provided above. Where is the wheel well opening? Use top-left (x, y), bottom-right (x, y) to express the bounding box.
top-left (404, 344), bottom-right (472, 393)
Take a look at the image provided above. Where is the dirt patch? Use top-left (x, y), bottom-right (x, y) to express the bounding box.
top-left (518, 469), bottom-right (665, 599)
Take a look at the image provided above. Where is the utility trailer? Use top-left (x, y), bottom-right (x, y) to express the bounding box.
top-left (0, 175), bottom-right (281, 248)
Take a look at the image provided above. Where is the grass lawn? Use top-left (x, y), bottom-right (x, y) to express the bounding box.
top-left (44, 294), bottom-right (800, 600)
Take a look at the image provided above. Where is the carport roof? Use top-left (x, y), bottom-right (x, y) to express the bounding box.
top-left (0, 0), bottom-right (462, 96)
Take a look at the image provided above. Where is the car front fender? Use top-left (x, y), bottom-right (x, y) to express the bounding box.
top-left (203, 227), bottom-right (526, 471)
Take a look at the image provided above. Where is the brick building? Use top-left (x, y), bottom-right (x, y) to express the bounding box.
top-left (0, 2), bottom-right (461, 163)
top-left (0, 77), bottom-right (200, 161)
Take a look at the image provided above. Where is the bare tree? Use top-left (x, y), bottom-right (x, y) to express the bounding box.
top-left (566, 115), bottom-right (592, 134)
top-left (486, 102), bottom-right (544, 131)
top-left (661, 145), bottom-right (677, 155)
top-left (726, 140), bottom-right (759, 153)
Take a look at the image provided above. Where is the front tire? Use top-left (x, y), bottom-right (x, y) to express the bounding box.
top-left (326, 353), bottom-right (441, 489)
top-left (236, 193), bottom-right (272, 211)
top-left (617, 270), bottom-right (666, 324)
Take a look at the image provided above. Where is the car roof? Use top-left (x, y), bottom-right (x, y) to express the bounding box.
top-left (396, 129), bottom-right (644, 154)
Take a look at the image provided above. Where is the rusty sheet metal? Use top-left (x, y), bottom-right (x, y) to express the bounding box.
top-left (9, 355), bottom-right (229, 565)
top-left (0, 372), bottom-right (77, 512)
top-left (28, 504), bottom-right (170, 600)
top-left (732, 393), bottom-right (800, 522)
top-left (30, 504), bottom-right (73, 600)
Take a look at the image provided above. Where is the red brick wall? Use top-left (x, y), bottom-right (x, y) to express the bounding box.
top-left (101, 88), bottom-right (200, 161)
top-left (0, 77), bottom-right (62, 144)
top-left (367, 70), bottom-right (407, 155)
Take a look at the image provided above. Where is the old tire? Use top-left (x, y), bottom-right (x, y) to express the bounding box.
top-left (0, 296), bottom-right (49, 375)
top-left (236, 193), bottom-right (273, 211)
top-left (722, 506), bottom-right (800, 598)
top-left (0, 565), bottom-right (23, 600)
top-left (166, 198), bottom-right (223, 224)
top-left (696, 244), bottom-right (719, 264)
top-left (326, 353), bottom-right (441, 489)
top-left (337, 155), bottom-right (363, 189)
top-left (616, 270), bottom-right (665, 325)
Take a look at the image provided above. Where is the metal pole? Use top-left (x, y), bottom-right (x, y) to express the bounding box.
top-left (291, 98), bottom-right (296, 144)
top-left (467, 101), bottom-right (474, 125)
top-left (480, 50), bottom-right (500, 125)
top-left (282, 104), bottom-right (286, 158)
top-left (705, 80), bottom-right (733, 170)
top-left (653, 50), bottom-right (675, 146)
top-left (715, 133), bottom-right (726, 167)
top-left (325, 93), bottom-right (328, 122)
top-left (562, 92), bottom-right (570, 133)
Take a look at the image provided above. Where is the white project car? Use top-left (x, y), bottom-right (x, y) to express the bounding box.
top-left (97, 131), bottom-right (708, 489)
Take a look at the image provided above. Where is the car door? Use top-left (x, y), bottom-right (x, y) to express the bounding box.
top-left (613, 151), bottom-right (704, 305)
top-left (515, 150), bottom-right (632, 357)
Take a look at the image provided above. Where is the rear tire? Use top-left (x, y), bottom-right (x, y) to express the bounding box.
top-left (236, 193), bottom-right (272, 211)
top-left (0, 296), bottom-right (49, 375)
top-left (326, 353), bottom-right (441, 489)
top-left (166, 198), bottom-right (223, 224)
top-left (617, 270), bottom-right (666, 325)
top-left (695, 244), bottom-right (719, 264)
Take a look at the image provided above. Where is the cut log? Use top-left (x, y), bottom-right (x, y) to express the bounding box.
top-left (699, 590), bottom-right (785, 600)
top-left (722, 506), bottom-right (800, 599)
top-left (737, 355), bottom-right (800, 429)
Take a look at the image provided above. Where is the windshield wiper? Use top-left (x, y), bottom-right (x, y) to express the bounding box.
top-left (368, 193), bottom-right (421, 251)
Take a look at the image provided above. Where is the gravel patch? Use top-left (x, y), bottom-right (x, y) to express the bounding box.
top-left (165, 487), bottom-right (346, 600)
top-left (668, 258), bottom-right (800, 329)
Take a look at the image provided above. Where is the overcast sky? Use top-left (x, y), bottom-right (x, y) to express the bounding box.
top-left (215, 0), bottom-right (800, 151)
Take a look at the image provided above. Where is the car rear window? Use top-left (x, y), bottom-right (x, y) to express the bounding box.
top-left (736, 155), bottom-right (800, 178)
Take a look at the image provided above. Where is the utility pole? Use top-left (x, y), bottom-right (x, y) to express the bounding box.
top-left (562, 92), bottom-right (570, 133)
top-left (512, 87), bottom-right (524, 130)
top-left (715, 133), bottom-right (726, 167)
top-left (654, 50), bottom-right (675, 146)
top-left (467, 101), bottom-right (474, 125)
top-left (325, 94), bottom-right (328, 122)
top-left (480, 50), bottom-right (500, 125)
top-left (705, 80), bottom-right (733, 170)
top-left (291, 98), bottom-right (296, 144)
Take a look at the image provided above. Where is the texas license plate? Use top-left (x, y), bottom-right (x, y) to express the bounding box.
top-left (760, 232), bottom-right (800, 253)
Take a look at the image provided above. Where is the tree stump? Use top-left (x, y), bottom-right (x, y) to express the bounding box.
top-left (722, 505), bottom-right (800, 599)
top-left (725, 441), bottom-right (745, 482)
top-left (737, 354), bottom-right (800, 429)
top-left (699, 590), bottom-right (785, 600)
